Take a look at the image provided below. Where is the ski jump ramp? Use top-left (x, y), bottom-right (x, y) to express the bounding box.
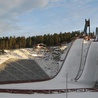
top-left (78, 42), bottom-right (98, 87)
top-left (0, 39), bottom-right (97, 89)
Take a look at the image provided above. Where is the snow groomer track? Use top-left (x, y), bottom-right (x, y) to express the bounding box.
top-left (0, 39), bottom-right (98, 94)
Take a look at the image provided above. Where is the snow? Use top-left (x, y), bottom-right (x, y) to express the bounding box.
top-left (0, 38), bottom-right (98, 97)
top-left (77, 41), bottom-right (98, 86)
top-left (59, 46), bottom-right (67, 51)
top-left (0, 92), bottom-right (98, 98)
top-left (0, 48), bottom-right (61, 77)
top-left (0, 39), bottom-right (91, 89)
top-left (63, 39), bottom-right (83, 80)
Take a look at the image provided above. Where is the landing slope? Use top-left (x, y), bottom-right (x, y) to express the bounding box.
top-left (0, 59), bottom-right (49, 82)
top-left (78, 42), bottom-right (98, 87)
top-left (62, 39), bottom-right (83, 80)
top-left (0, 39), bottom-right (84, 89)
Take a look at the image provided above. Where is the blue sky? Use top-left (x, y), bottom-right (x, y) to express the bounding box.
top-left (0, 0), bottom-right (98, 37)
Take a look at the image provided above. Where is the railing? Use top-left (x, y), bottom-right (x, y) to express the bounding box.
top-left (0, 87), bottom-right (98, 94)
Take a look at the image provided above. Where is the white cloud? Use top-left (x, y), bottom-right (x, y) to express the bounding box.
top-left (0, 0), bottom-right (50, 35)
top-left (0, 0), bottom-right (24, 16)
top-left (0, 0), bottom-right (97, 36)
top-left (0, 0), bottom-right (50, 18)
top-left (0, 0), bottom-right (64, 18)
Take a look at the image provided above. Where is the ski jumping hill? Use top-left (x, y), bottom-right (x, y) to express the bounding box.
top-left (0, 39), bottom-right (97, 90)
top-left (78, 41), bottom-right (98, 87)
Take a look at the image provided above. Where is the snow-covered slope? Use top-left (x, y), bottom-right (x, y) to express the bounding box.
top-left (0, 39), bottom-right (84, 89)
top-left (0, 92), bottom-right (98, 98)
top-left (0, 48), bottom-right (62, 77)
top-left (78, 42), bottom-right (98, 87)
top-left (62, 39), bottom-right (83, 80)
top-left (0, 39), bottom-right (97, 90)
top-left (1, 39), bottom-right (98, 98)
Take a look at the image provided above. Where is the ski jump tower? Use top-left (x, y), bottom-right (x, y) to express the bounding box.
top-left (96, 27), bottom-right (98, 41)
top-left (84, 19), bottom-right (90, 36)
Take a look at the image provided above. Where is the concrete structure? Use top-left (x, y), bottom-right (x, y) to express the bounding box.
top-left (84, 19), bottom-right (90, 36)
top-left (96, 27), bottom-right (98, 41)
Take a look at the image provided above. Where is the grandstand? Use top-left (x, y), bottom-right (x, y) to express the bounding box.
top-left (0, 59), bottom-right (49, 83)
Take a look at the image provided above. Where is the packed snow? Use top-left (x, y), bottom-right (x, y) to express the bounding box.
top-left (0, 92), bottom-right (98, 98)
top-left (0, 38), bottom-right (98, 98)
top-left (0, 46), bottom-right (66, 77)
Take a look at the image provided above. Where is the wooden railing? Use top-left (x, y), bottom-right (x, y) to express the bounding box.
top-left (0, 88), bottom-right (98, 94)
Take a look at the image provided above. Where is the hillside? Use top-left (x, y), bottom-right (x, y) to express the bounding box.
top-left (0, 45), bottom-right (67, 78)
top-left (0, 39), bottom-right (98, 98)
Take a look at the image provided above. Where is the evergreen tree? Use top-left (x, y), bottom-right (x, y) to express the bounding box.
top-left (5, 37), bottom-right (9, 49)
top-left (53, 33), bottom-right (60, 45)
top-left (21, 36), bottom-right (26, 48)
top-left (26, 37), bottom-right (32, 48)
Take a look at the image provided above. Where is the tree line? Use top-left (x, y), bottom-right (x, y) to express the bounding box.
top-left (0, 31), bottom-right (94, 50)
